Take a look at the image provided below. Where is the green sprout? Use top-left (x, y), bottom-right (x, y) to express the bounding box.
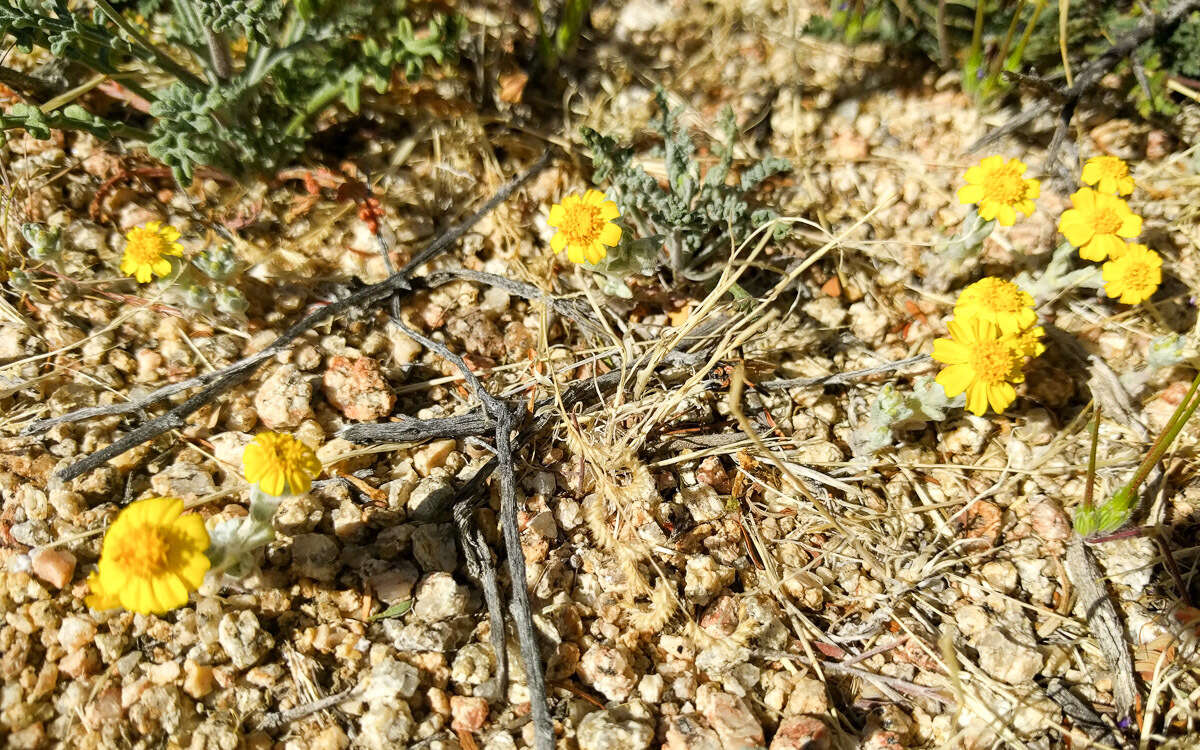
top-left (1075, 370), bottom-right (1200, 537)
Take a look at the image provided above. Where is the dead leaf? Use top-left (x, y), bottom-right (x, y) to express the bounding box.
top-left (499, 70), bottom-right (529, 103)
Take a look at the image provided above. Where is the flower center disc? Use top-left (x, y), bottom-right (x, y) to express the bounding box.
top-left (1093, 207), bottom-right (1124, 235)
top-left (983, 169), bottom-right (1026, 204)
top-left (968, 340), bottom-right (1016, 384)
top-left (126, 230), bottom-right (168, 263)
top-left (561, 204), bottom-right (604, 245)
top-left (115, 524), bottom-right (172, 575)
top-left (1120, 261), bottom-right (1153, 291)
top-left (975, 280), bottom-right (1023, 314)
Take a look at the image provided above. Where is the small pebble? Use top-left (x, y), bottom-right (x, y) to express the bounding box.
top-left (29, 547), bottom-right (76, 589)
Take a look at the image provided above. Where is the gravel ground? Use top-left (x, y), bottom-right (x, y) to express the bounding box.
top-left (3, 1), bottom-right (1200, 749)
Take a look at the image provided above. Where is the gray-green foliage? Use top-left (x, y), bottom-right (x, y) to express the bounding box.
top-left (1120, 332), bottom-right (1189, 397)
top-left (159, 241), bottom-right (248, 316)
top-left (0, 0), bottom-right (462, 183)
top-left (853, 376), bottom-right (963, 456)
top-left (808, 1), bottom-right (1200, 114)
top-left (20, 222), bottom-right (61, 265)
top-left (581, 90), bottom-right (790, 282)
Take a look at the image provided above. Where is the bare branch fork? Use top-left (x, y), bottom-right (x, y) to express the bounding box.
top-left (967, 0), bottom-right (1200, 174)
top-left (383, 305), bottom-right (554, 749)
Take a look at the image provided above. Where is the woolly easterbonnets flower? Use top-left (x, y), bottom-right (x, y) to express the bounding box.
top-left (933, 317), bottom-right (1028, 416)
top-left (86, 496), bottom-right (210, 615)
top-left (1058, 188), bottom-right (1142, 262)
top-left (1081, 155), bottom-right (1134, 196)
top-left (956, 156), bottom-right (1040, 226)
top-left (548, 189), bottom-right (622, 265)
top-left (953, 277), bottom-right (1038, 335)
top-left (243, 431), bottom-right (322, 496)
top-left (121, 221), bottom-right (183, 283)
top-left (1004, 325), bottom-right (1046, 359)
top-left (1102, 243), bottom-right (1162, 305)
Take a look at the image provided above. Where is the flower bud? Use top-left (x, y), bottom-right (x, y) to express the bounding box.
top-left (215, 286), bottom-right (248, 314)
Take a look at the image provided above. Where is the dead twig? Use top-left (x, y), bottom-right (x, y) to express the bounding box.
top-left (44, 152), bottom-right (551, 482)
top-left (253, 685), bottom-right (358, 731)
top-left (758, 354), bottom-right (933, 390)
top-left (1065, 538), bottom-right (1139, 721)
top-left (757, 648), bottom-right (954, 705)
top-left (384, 314), bottom-right (554, 750)
top-left (967, 0), bottom-right (1200, 171)
top-left (420, 268), bottom-right (604, 335)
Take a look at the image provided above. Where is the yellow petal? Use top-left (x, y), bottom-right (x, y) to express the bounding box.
top-left (936, 365), bottom-right (973, 397)
top-left (548, 204), bottom-right (565, 226)
top-left (1016, 307), bottom-right (1037, 332)
top-left (957, 184), bottom-right (984, 205)
top-left (1081, 161), bottom-right (1100, 186)
top-left (1118, 212), bottom-right (1142, 238)
top-left (993, 203), bottom-right (1016, 227)
top-left (150, 496), bottom-right (183, 524)
top-left (585, 242), bottom-right (606, 265)
top-left (600, 201), bottom-right (620, 220)
top-left (152, 575), bottom-right (188, 611)
top-left (1070, 188), bottom-right (1096, 211)
top-left (932, 338), bottom-right (968, 365)
top-left (550, 232), bottom-right (567, 253)
top-left (567, 244), bottom-right (585, 264)
top-left (1057, 211), bottom-right (1093, 247)
top-left (965, 382), bottom-right (989, 416)
top-left (261, 467), bottom-right (287, 496)
top-left (176, 514), bottom-right (210, 551)
top-left (987, 382), bottom-right (1016, 413)
top-left (121, 577), bottom-right (154, 615)
top-left (1087, 234), bottom-right (1125, 262)
top-left (598, 222), bottom-right (621, 247)
top-left (178, 552), bottom-right (211, 590)
top-left (287, 468), bottom-right (312, 495)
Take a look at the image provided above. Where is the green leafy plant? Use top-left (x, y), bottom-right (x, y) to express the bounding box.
top-left (852, 376), bottom-right (964, 456)
top-left (533, 0), bottom-right (592, 71)
top-left (581, 90), bottom-right (791, 286)
top-left (1075, 369), bottom-right (1200, 537)
top-left (0, 0), bottom-right (463, 183)
top-left (807, 0), bottom-right (1198, 112)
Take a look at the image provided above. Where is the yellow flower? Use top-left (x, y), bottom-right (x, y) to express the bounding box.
top-left (956, 156), bottom-right (1040, 226)
top-left (933, 317), bottom-right (1027, 416)
top-left (1081, 155), bottom-right (1134, 196)
top-left (548, 189), bottom-right (622, 265)
top-left (1004, 325), bottom-right (1046, 359)
top-left (1057, 188), bottom-right (1142, 262)
top-left (121, 221), bottom-right (183, 283)
top-left (953, 277), bottom-right (1037, 335)
top-left (243, 431), bottom-right (322, 496)
top-left (1102, 243), bottom-right (1162, 305)
top-left (86, 497), bottom-right (210, 615)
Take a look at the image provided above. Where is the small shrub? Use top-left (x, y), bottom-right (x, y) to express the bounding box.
top-left (581, 89), bottom-right (790, 286)
top-left (0, 0), bottom-right (463, 183)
